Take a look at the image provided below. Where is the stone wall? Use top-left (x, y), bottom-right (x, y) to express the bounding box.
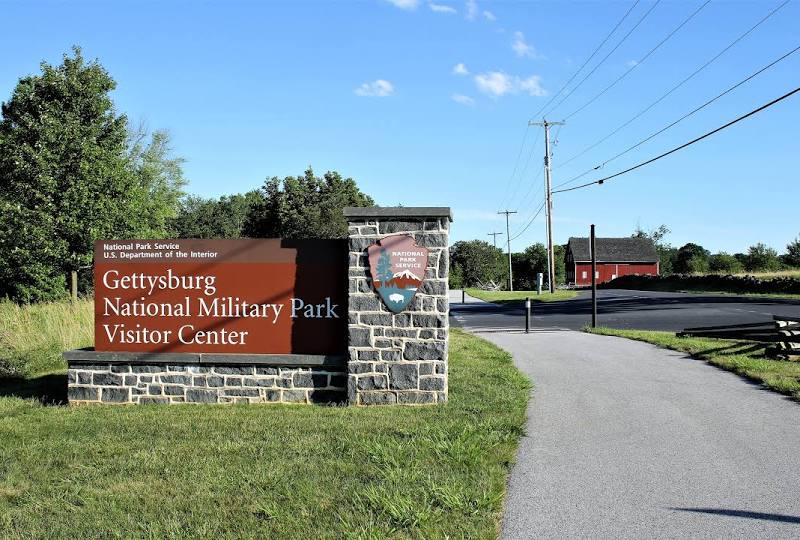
top-left (344, 207), bottom-right (451, 406)
top-left (67, 363), bottom-right (346, 404)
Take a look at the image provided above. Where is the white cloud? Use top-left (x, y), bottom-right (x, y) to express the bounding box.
top-left (483, 10), bottom-right (496, 21)
top-left (512, 31), bottom-right (541, 58)
top-left (474, 71), bottom-right (547, 97)
top-left (429, 2), bottom-right (457, 13)
top-left (355, 79), bottom-right (395, 97)
top-left (474, 71), bottom-right (513, 96)
top-left (385, 0), bottom-right (420, 9)
top-left (518, 75), bottom-right (547, 97)
top-left (465, 0), bottom-right (478, 20)
top-left (626, 59), bottom-right (639, 67)
top-left (452, 62), bottom-right (469, 75)
top-left (452, 94), bottom-right (476, 106)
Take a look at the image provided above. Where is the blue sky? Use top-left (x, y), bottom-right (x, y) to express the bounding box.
top-left (2, 0), bottom-right (798, 254)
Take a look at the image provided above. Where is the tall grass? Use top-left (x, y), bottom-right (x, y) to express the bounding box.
top-left (731, 270), bottom-right (800, 279)
top-left (0, 298), bottom-right (93, 377)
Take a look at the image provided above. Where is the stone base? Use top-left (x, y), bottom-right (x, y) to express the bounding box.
top-left (344, 207), bottom-right (451, 406)
top-left (65, 350), bottom-right (346, 405)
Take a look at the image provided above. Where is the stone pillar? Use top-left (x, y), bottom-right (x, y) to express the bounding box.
top-left (344, 207), bottom-right (452, 405)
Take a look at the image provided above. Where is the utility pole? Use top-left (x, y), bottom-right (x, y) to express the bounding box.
top-left (591, 224), bottom-right (597, 328)
top-left (497, 210), bottom-right (517, 291)
top-left (487, 231), bottom-right (504, 249)
top-left (529, 118), bottom-right (564, 293)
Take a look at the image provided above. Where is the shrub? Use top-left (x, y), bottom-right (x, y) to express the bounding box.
top-left (709, 252), bottom-right (743, 274)
top-left (603, 274), bottom-right (800, 296)
top-left (745, 243), bottom-right (781, 272)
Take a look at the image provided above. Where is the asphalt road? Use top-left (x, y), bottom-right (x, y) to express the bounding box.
top-left (451, 288), bottom-right (800, 332)
top-left (479, 329), bottom-right (800, 539)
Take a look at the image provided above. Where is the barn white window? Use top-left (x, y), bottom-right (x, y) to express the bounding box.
top-left (595, 271), bottom-right (600, 278)
top-left (581, 271), bottom-right (587, 279)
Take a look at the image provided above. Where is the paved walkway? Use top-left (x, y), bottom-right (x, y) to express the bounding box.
top-left (469, 328), bottom-right (800, 539)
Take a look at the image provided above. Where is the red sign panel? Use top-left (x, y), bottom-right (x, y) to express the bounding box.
top-left (94, 239), bottom-right (348, 355)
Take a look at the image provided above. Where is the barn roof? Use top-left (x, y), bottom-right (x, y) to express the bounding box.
top-left (567, 237), bottom-right (659, 263)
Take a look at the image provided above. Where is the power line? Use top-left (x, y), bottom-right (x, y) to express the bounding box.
top-left (563, 0), bottom-right (711, 121)
top-left (502, 128), bottom-right (541, 209)
top-left (515, 167), bottom-right (545, 209)
top-left (554, 43), bottom-right (800, 190)
top-left (556, 0), bottom-right (791, 171)
top-left (510, 201), bottom-right (546, 241)
top-left (542, 0), bottom-right (662, 119)
top-left (510, 191), bottom-right (544, 236)
top-left (552, 85), bottom-right (800, 195)
top-left (531, 0), bottom-right (641, 120)
top-left (497, 124), bottom-right (531, 211)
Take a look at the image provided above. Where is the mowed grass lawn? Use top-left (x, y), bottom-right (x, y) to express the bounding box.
top-left (587, 327), bottom-right (800, 401)
top-left (466, 288), bottom-right (577, 305)
top-left (0, 326), bottom-right (531, 539)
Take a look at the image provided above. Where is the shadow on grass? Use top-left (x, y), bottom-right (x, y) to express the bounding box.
top-left (693, 342), bottom-right (766, 358)
top-left (0, 373), bottom-right (68, 405)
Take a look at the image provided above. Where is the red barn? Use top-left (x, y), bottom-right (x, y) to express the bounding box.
top-left (565, 237), bottom-right (659, 286)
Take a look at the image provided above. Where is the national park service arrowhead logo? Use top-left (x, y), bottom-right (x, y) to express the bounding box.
top-left (368, 235), bottom-right (429, 313)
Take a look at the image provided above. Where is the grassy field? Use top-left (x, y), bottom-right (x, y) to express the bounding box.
top-left (587, 327), bottom-right (800, 401)
top-left (0, 298), bottom-right (93, 377)
top-left (0, 327), bottom-right (531, 539)
top-left (465, 288), bottom-right (578, 305)
top-left (730, 270), bottom-right (800, 279)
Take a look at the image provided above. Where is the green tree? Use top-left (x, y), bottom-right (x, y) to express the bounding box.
top-left (709, 252), bottom-right (743, 274)
top-left (674, 243), bottom-right (710, 274)
top-left (124, 127), bottom-right (187, 237)
top-left (171, 190), bottom-right (262, 238)
top-left (449, 240), bottom-right (505, 288)
top-left (244, 168), bottom-right (374, 239)
top-left (553, 244), bottom-right (566, 285)
top-left (511, 243), bottom-right (548, 289)
top-left (0, 49), bottom-right (130, 301)
top-left (633, 224), bottom-right (674, 274)
top-left (745, 243), bottom-right (781, 272)
top-left (784, 235), bottom-right (800, 267)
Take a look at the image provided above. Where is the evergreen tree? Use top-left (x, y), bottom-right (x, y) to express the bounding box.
top-left (376, 248), bottom-right (392, 284)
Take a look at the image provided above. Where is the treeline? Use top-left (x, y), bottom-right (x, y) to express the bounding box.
top-left (170, 169), bottom-right (372, 240)
top-left (0, 48), bottom-right (373, 303)
top-left (451, 224), bottom-right (800, 291)
top-left (450, 240), bottom-right (565, 290)
top-left (633, 224), bottom-right (800, 274)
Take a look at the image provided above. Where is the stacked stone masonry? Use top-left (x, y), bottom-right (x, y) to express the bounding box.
top-left (67, 364), bottom-right (346, 404)
top-left (345, 209), bottom-right (451, 406)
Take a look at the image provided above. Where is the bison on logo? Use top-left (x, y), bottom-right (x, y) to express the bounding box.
top-left (368, 235), bottom-right (429, 313)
